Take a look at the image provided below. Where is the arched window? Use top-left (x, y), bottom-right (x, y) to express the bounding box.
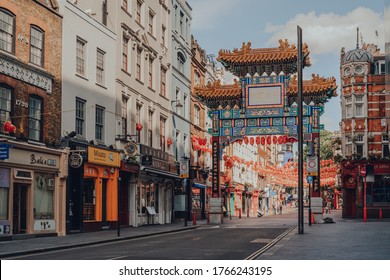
top-left (194, 71), bottom-right (200, 85)
top-left (0, 8), bottom-right (15, 53)
top-left (194, 105), bottom-right (200, 126)
top-left (177, 52), bottom-right (185, 73)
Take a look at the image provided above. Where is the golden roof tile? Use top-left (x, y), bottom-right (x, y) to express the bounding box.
top-left (217, 39), bottom-right (311, 66)
top-left (195, 74), bottom-right (337, 100)
top-left (195, 79), bottom-right (241, 99)
top-left (287, 74), bottom-right (338, 96)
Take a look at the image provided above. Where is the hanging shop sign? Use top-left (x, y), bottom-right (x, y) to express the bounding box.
top-left (124, 141), bottom-right (137, 157)
top-left (69, 153), bottom-right (83, 168)
top-left (87, 147), bottom-right (120, 168)
top-left (180, 159), bottom-right (189, 178)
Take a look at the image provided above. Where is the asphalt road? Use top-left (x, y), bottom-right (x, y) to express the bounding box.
top-left (11, 227), bottom-right (290, 260)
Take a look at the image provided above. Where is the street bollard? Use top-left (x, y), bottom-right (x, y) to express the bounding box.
top-left (239, 209), bottom-right (241, 219)
top-left (380, 209), bottom-right (383, 219)
top-left (247, 209), bottom-right (249, 217)
top-left (192, 211), bottom-right (196, 225)
top-left (207, 211), bottom-right (210, 224)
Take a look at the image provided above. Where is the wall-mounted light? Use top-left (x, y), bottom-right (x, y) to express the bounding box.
top-left (171, 100), bottom-right (183, 109)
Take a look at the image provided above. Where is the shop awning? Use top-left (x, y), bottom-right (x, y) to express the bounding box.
top-left (193, 183), bottom-right (206, 189)
top-left (140, 166), bottom-right (181, 179)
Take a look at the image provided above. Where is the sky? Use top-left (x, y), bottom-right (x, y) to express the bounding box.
top-left (188, 0), bottom-right (386, 132)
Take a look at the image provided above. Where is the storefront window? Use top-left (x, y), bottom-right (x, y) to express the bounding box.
top-left (33, 173), bottom-right (54, 219)
top-left (0, 188), bottom-right (8, 219)
top-left (137, 182), bottom-right (159, 215)
top-left (192, 188), bottom-right (201, 210)
top-left (0, 168), bottom-right (10, 220)
top-left (372, 176), bottom-right (390, 205)
top-left (83, 179), bottom-right (95, 220)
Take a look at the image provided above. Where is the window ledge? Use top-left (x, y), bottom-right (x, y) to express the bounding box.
top-left (75, 73), bottom-right (88, 81)
top-left (121, 69), bottom-right (131, 77)
top-left (95, 82), bottom-right (107, 90)
top-left (136, 78), bottom-right (144, 85)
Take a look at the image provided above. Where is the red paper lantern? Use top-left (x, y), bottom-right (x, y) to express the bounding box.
top-left (266, 136), bottom-right (271, 145)
top-left (244, 137), bottom-right (249, 144)
top-left (261, 137), bottom-right (265, 145)
top-left (250, 137), bottom-right (254, 145)
top-left (136, 123), bottom-right (143, 132)
top-left (3, 121), bottom-right (11, 132)
top-left (167, 137), bottom-right (172, 146)
top-left (283, 135), bottom-right (288, 143)
top-left (278, 136), bottom-right (283, 144)
top-left (273, 136), bottom-right (277, 144)
top-left (3, 121), bottom-right (16, 134)
top-left (256, 136), bottom-right (260, 145)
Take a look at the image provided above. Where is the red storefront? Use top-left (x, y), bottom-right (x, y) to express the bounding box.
top-left (341, 159), bottom-right (390, 219)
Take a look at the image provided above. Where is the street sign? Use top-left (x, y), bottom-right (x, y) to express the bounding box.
top-left (179, 160), bottom-right (189, 178)
top-left (306, 156), bottom-right (318, 176)
top-left (319, 124), bottom-right (325, 130)
top-left (0, 143), bottom-right (9, 160)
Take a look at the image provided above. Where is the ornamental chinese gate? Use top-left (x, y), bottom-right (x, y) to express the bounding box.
top-left (196, 34), bottom-right (337, 225)
top-left (210, 75), bottom-right (322, 194)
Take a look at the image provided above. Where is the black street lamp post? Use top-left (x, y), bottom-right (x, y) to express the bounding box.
top-left (297, 26), bottom-right (304, 234)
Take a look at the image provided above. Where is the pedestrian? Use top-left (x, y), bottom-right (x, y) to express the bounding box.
top-left (272, 203), bottom-right (276, 215)
top-left (279, 204), bottom-right (282, 215)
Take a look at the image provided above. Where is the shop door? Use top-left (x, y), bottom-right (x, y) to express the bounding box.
top-left (102, 179), bottom-right (107, 227)
top-left (120, 183), bottom-right (129, 225)
top-left (344, 189), bottom-right (357, 218)
top-left (13, 184), bottom-right (28, 234)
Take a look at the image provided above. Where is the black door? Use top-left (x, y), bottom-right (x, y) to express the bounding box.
top-left (13, 184), bottom-right (27, 234)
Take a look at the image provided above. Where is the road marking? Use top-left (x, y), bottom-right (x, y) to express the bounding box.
top-left (250, 238), bottom-right (274, 243)
top-left (244, 227), bottom-right (295, 260)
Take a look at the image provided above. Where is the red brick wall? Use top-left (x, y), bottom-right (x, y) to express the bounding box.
top-left (0, 0), bottom-right (62, 146)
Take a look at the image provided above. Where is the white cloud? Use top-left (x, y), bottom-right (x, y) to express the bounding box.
top-left (265, 7), bottom-right (384, 56)
top-left (190, 0), bottom-right (241, 30)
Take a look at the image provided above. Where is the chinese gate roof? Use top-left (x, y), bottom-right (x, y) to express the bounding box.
top-left (195, 74), bottom-right (337, 108)
top-left (217, 40), bottom-right (311, 76)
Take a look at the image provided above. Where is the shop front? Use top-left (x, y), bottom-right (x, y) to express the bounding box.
top-left (341, 160), bottom-right (390, 219)
top-left (135, 144), bottom-right (179, 226)
top-left (191, 183), bottom-right (206, 220)
top-left (0, 140), bottom-right (68, 240)
top-left (119, 161), bottom-right (139, 226)
top-left (67, 144), bottom-right (120, 233)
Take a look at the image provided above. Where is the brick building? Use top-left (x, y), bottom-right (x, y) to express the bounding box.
top-left (0, 0), bottom-right (68, 239)
top-left (339, 36), bottom-right (389, 219)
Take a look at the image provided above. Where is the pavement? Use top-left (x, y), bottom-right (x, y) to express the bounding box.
top-left (1, 207), bottom-right (389, 259)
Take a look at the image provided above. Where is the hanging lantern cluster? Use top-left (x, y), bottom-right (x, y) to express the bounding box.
top-left (237, 135), bottom-right (296, 146)
top-left (260, 159), bottom-right (339, 188)
top-left (167, 137), bottom-right (172, 146)
top-left (191, 135), bottom-right (211, 153)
